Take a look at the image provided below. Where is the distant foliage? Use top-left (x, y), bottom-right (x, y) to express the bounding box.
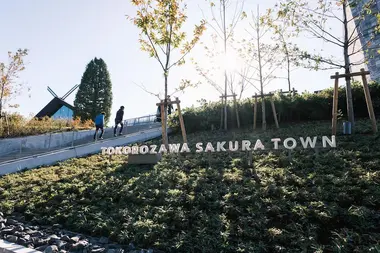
top-left (169, 81), bottom-right (380, 133)
top-left (0, 114), bottom-right (93, 138)
top-left (74, 58), bottom-right (113, 124)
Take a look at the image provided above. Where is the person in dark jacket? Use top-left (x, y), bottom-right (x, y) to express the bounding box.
top-left (167, 96), bottom-right (174, 115)
top-left (94, 112), bottom-right (105, 140)
top-left (114, 106), bottom-right (124, 136)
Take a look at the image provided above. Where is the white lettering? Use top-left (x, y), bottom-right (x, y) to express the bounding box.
top-left (169, 143), bottom-right (181, 153)
top-left (107, 147), bottom-right (115, 155)
top-left (205, 142), bottom-right (215, 152)
top-left (150, 145), bottom-right (157, 154)
top-left (271, 138), bottom-right (281, 149)
top-left (322, 135), bottom-right (336, 148)
top-left (300, 137), bottom-right (317, 149)
top-left (180, 143), bottom-right (191, 153)
top-left (101, 147), bottom-right (108, 155)
top-left (158, 144), bottom-right (167, 153)
top-left (196, 142), bottom-right (203, 153)
top-left (139, 145), bottom-right (149, 154)
top-left (242, 140), bottom-right (251, 151)
top-left (284, 138), bottom-right (297, 149)
top-left (254, 140), bottom-right (265, 150)
top-left (217, 141), bottom-right (227, 151)
top-left (115, 146), bottom-right (123, 155)
top-left (229, 141), bottom-right (239, 151)
top-left (122, 146), bottom-right (131, 154)
top-left (132, 146), bottom-right (139, 154)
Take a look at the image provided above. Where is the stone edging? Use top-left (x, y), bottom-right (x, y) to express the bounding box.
top-left (0, 213), bottom-right (160, 253)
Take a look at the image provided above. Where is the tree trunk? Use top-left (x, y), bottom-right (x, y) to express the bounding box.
top-left (287, 54), bottom-right (291, 94)
top-left (256, 5), bottom-right (266, 130)
top-left (223, 0), bottom-right (228, 131)
top-left (163, 72), bottom-right (169, 148)
top-left (343, 0), bottom-right (355, 127)
top-left (261, 97), bottom-right (266, 130)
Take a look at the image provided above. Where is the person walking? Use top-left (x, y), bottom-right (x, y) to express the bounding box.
top-left (94, 112), bottom-right (105, 140)
top-left (114, 106), bottom-right (125, 137)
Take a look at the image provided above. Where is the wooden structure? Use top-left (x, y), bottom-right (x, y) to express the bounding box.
top-left (252, 92), bottom-right (280, 130)
top-left (330, 68), bottom-right (377, 135)
top-left (156, 97), bottom-right (187, 146)
top-left (219, 93), bottom-right (240, 129)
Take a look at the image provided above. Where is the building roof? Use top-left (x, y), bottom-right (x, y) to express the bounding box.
top-left (35, 97), bottom-right (75, 118)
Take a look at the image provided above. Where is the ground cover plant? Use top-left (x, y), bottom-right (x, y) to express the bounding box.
top-left (1, 120), bottom-right (380, 252)
top-left (0, 114), bottom-right (94, 138)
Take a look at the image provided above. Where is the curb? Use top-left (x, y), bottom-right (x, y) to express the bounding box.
top-left (0, 240), bottom-right (42, 253)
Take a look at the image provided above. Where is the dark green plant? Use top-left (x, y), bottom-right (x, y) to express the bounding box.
top-left (74, 58), bottom-right (113, 124)
top-left (170, 81), bottom-right (380, 133)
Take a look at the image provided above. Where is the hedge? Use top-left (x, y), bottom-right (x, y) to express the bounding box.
top-left (169, 81), bottom-right (380, 133)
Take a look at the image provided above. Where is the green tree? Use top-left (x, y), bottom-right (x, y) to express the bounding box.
top-left (127, 0), bottom-right (206, 147)
top-left (74, 57), bottom-right (113, 124)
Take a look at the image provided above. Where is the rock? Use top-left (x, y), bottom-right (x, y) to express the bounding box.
top-left (0, 223), bottom-right (5, 230)
top-left (32, 237), bottom-right (49, 247)
top-left (61, 235), bottom-right (71, 242)
top-left (71, 240), bottom-right (89, 250)
top-left (6, 219), bottom-right (19, 226)
top-left (52, 240), bottom-right (67, 249)
top-left (27, 244), bottom-right (34, 249)
top-left (106, 249), bottom-right (115, 253)
top-left (24, 234), bottom-right (31, 241)
top-left (0, 217), bottom-right (6, 224)
top-left (70, 236), bottom-right (80, 243)
top-left (36, 245), bottom-right (49, 251)
top-left (115, 249), bottom-right (124, 253)
top-left (147, 250), bottom-right (153, 253)
top-left (99, 237), bottom-right (109, 244)
top-left (0, 228), bottom-right (15, 236)
top-left (31, 231), bottom-right (44, 237)
top-left (6, 235), bottom-right (19, 243)
top-left (107, 244), bottom-right (119, 249)
top-left (91, 248), bottom-right (106, 253)
top-left (14, 231), bottom-right (26, 237)
top-left (14, 225), bottom-right (24, 232)
top-left (17, 237), bottom-right (28, 244)
top-left (0, 212), bottom-right (4, 217)
top-left (44, 245), bottom-right (59, 253)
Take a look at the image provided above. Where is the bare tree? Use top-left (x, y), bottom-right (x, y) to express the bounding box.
top-left (239, 5), bottom-right (282, 130)
top-left (194, 0), bottom-right (246, 130)
top-left (269, 0), bottom-right (380, 128)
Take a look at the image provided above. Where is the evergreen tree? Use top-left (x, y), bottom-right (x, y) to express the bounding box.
top-left (74, 57), bottom-right (113, 124)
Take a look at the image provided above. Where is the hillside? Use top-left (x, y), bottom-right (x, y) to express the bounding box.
top-left (0, 120), bottom-right (380, 253)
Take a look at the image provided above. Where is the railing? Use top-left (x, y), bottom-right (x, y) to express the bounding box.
top-left (123, 114), bottom-right (157, 127)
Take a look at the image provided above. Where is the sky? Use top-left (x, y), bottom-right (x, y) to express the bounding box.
top-left (0, 0), bottom-right (343, 122)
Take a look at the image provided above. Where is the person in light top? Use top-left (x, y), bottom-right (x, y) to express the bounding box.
top-left (94, 112), bottom-right (105, 140)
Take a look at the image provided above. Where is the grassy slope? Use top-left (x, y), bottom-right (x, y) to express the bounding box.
top-left (1, 120), bottom-right (380, 253)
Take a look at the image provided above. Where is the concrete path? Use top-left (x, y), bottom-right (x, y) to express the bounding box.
top-left (0, 126), bottom-right (165, 176)
top-left (0, 123), bottom-right (161, 163)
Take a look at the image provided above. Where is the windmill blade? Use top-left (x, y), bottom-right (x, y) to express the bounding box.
top-left (47, 86), bottom-right (58, 98)
top-left (61, 84), bottom-right (79, 100)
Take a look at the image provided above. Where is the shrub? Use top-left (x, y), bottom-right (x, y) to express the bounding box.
top-left (169, 81), bottom-right (380, 133)
top-left (0, 114), bottom-right (94, 138)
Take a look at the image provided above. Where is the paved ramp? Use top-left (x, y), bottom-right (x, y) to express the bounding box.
top-left (0, 123), bottom-right (161, 163)
top-left (0, 126), bottom-right (166, 176)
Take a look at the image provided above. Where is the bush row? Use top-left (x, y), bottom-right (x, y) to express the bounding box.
top-left (170, 81), bottom-right (380, 133)
top-left (0, 115), bottom-right (94, 138)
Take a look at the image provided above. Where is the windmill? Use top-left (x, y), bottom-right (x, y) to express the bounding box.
top-left (35, 85), bottom-right (79, 119)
